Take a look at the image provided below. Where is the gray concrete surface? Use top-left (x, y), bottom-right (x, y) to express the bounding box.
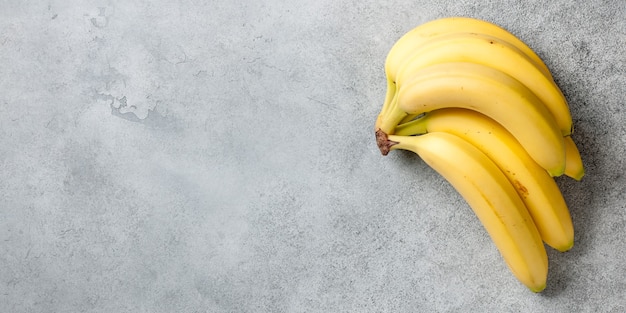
top-left (1, 1), bottom-right (625, 312)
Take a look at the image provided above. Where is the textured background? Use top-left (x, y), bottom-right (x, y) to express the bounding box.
top-left (1, 1), bottom-right (625, 312)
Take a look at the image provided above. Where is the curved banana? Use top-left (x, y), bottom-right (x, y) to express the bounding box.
top-left (385, 132), bottom-right (548, 292)
top-left (395, 109), bottom-right (574, 251)
top-left (564, 136), bottom-right (585, 181)
top-left (386, 17), bottom-right (552, 83)
top-left (391, 62), bottom-right (565, 176)
top-left (378, 16), bottom-right (553, 126)
top-left (392, 32), bottom-right (571, 135)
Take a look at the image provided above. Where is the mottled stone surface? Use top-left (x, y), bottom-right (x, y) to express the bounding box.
top-left (1, 1), bottom-right (625, 312)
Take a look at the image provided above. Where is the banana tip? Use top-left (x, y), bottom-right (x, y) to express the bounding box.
top-left (530, 283), bottom-right (547, 293)
top-left (557, 241), bottom-right (574, 253)
top-left (573, 171), bottom-right (585, 181)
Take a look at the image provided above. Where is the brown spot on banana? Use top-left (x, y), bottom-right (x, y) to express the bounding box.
top-left (513, 180), bottom-right (529, 199)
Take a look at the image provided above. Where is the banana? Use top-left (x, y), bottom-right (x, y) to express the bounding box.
top-left (391, 32), bottom-right (571, 135)
top-left (395, 108), bottom-right (574, 252)
top-left (388, 62), bottom-right (566, 177)
top-left (386, 17), bottom-right (553, 83)
top-left (384, 131), bottom-right (548, 292)
top-left (378, 17), bottom-right (554, 127)
top-left (564, 136), bottom-right (585, 181)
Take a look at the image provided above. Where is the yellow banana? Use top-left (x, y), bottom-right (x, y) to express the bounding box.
top-left (564, 136), bottom-right (585, 181)
top-left (390, 62), bottom-right (565, 176)
top-left (378, 16), bottom-right (553, 126)
top-left (392, 32), bottom-right (572, 135)
top-left (395, 109), bottom-right (574, 251)
top-left (385, 132), bottom-right (548, 292)
top-left (386, 17), bottom-right (552, 82)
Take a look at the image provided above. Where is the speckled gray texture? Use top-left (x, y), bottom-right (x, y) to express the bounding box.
top-left (1, 1), bottom-right (625, 312)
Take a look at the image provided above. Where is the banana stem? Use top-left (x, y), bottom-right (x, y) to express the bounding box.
top-left (377, 103), bottom-right (408, 135)
top-left (380, 80), bottom-right (397, 118)
top-left (395, 115), bottom-right (429, 136)
top-left (375, 129), bottom-right (399, 156)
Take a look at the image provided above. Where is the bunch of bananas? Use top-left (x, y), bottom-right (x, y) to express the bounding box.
top-left (374, 17), bottom-right (584, 292)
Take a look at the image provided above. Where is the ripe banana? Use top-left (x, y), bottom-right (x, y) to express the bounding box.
top-left (564, 136), bottom-right (585, 181)
top-left (378, 16), bottom-right (554, 127)
top-left (384, 131), bottom-right (548, 292)
top-left (389, 62), bottom-right (566, 176)
top-left (373, 17), bottom-right (583, 292)
top-left (395, 108), bottom-right (574, 252)
top-left (391, 32), bottom-right (572, 135)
